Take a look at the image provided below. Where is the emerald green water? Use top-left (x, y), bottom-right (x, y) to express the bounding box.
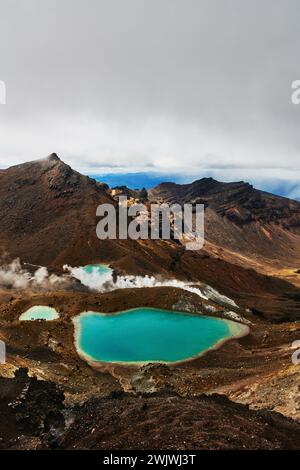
top-left (71, 264), bottom-right (113, 289)
top-left (20, 306), bottom-right (59, 321)
top-left (83, 264), bottom-right (112, 276)
top-left (74, 308), bottom-right (246, 364)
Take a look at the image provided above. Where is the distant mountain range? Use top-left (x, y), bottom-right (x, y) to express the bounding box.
top-left (149, 178), bottom-right (300, 267)
top-left (92, 172), bottom-right (300, 201)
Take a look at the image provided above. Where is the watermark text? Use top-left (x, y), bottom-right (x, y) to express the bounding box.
top-left (96, 197), bottom-right (205, 251)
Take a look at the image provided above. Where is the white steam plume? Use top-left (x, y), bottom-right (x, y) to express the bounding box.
top-left (63, 265), bottom-right (113, 290)
top-left (0, 259), bottom-right (238, 310)
top-left (63, 265), bottom-right (238, 308)
top-left (0, 259), bottom-right (70, 290)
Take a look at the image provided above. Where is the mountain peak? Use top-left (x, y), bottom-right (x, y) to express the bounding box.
top-left (46, 153), bottom-right (60, 162)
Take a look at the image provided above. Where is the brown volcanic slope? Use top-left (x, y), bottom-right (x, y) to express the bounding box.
top-left (149, 178), bottom-right (300, 274)
top-left (0, 154), bottom-right (300, 319)
top-left (0, 154), bottom-right (177, 274)
top-left (0, 153), bottom-right (112, 267)
top-left (60, 393), bottom-right (300, 450)
top-left (1, 369), bottom-right (300, 450)
top-left (1, 154), bottom-right (299, 273)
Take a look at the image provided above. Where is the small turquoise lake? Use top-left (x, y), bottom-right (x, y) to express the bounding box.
top-left (73, 308), bottom-right (248, 364)
top-left (20, 306), bottom-right (59, 321)
top-left (83, 264), bottom-right (112, 276)
top-left (70, 263), bottom-right (113, 289)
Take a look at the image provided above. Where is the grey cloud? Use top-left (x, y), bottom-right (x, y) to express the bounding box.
top-left (0, 0), bottom-right (299, 180)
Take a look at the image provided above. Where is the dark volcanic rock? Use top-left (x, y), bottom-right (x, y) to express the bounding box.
top-left (0, 368), bottom-right (65, 449)
top-left (1, 372), bottom-right (300, 450)
top-left (52, 392), bottom-right (300, 450)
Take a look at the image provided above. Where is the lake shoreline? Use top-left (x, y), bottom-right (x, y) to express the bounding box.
top-left (72, 307), bottom-right (250, 368)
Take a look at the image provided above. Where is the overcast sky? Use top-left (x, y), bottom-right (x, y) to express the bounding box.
top-left (0, 0), bottom-right (300, 190)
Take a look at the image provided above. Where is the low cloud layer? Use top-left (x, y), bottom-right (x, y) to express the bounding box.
top-left (0, 0), bottom-right (299, 187)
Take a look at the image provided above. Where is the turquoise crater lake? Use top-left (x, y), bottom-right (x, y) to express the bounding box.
top-left (73, 308), bottom-right (249, 364)
top-left (20, 306), bottom-right (59, 321)
top-left (69, 263), bottom-right (113, 289)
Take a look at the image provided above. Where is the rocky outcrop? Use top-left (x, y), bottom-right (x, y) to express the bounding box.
top-left (0, 368), bottom-right (65, 449)
top-left (149, 177), bottom-right (300, 227)
top-left (149, 177), bottom-right (300, 269)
